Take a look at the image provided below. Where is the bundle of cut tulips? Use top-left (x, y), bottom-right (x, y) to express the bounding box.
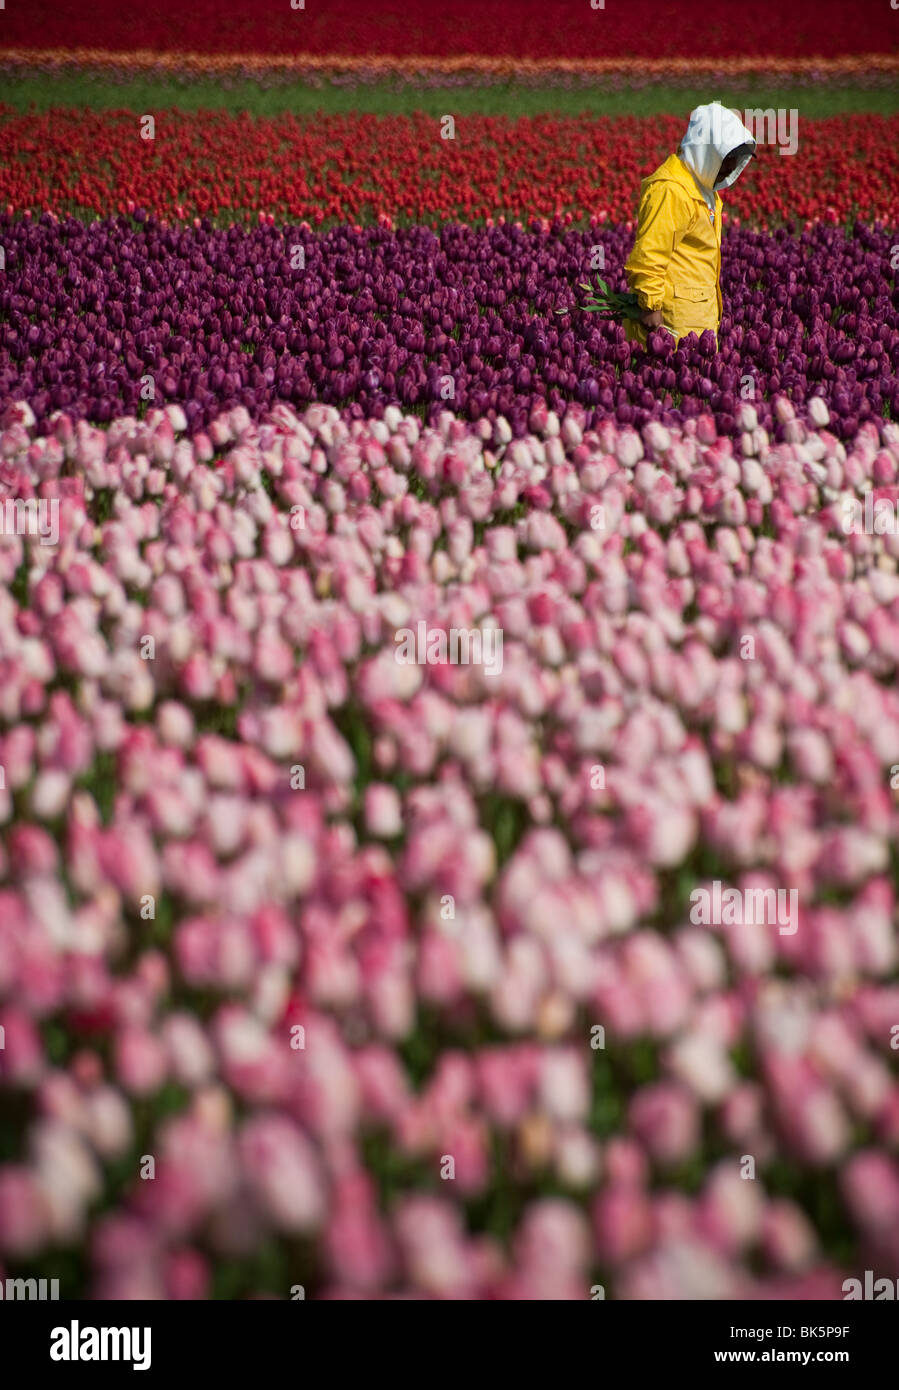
top-left (559, 274), bottom-right (644, 321)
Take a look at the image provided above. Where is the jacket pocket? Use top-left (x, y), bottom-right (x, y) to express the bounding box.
top-left (672, 286), bottom-right (715, 302)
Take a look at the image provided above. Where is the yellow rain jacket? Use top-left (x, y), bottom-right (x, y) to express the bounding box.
top-left (624, 103), bottom-right (755, 348)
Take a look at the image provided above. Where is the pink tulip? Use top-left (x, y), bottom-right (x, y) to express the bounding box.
top-left (629, 1082), bottom-right (700, 1165)
top-left (239, 1115), bottom-right (326, 1234)
top-left (0, 1166), bottom-right (48, 1255)
top-left (593, 1183), bottom-right (654, 1263)
top-left (115, 1027), bottom-right (170, 1096)
top-left (364, 783), bottom-right (403, 838)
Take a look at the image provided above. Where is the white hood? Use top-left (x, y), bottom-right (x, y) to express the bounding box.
top-left (678, 102), bottom-right (756, 213)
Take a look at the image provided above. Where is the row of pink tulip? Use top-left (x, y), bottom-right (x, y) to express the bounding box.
top-left (0, 395), bottom-right (898, 1296)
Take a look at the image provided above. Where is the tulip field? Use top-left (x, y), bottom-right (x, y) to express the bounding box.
top-left (1, 4), bottom-right (899, 1311)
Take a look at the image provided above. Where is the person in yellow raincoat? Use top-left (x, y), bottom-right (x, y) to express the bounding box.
top-left (624, 102), bottom-right (756, 348)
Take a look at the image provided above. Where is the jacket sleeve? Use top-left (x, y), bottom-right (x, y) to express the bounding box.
top-left (715, 193), bottom-right (723, 322)
top-left (624, 180), bottom-right (695, 311)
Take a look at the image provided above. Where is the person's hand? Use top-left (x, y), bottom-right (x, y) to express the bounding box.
top-left (640, 309), bottom-right (663, 329)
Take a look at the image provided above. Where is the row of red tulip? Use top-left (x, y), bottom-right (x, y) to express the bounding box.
top-left (1, 109), bottom-right (897, 228)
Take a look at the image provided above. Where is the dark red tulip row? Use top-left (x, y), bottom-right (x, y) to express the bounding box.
top-left (1, 0), bottom-right (895, 57)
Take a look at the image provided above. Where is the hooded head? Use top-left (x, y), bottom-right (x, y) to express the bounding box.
top-left (678, 102), bottom-right (756, 210)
